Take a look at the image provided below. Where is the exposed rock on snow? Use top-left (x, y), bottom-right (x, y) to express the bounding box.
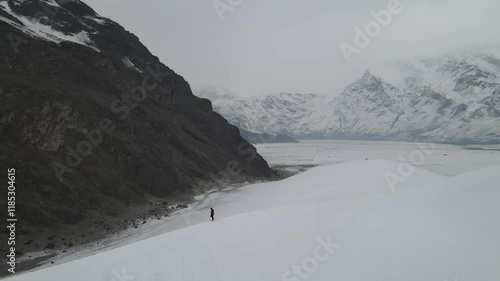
top-left (0, 0), bottom-right (99, 51)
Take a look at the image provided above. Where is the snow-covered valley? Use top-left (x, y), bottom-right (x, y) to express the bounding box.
top-left (2, 0), bottom-right (500, 280)
top-left (6, 141), bottom-right (500, 281)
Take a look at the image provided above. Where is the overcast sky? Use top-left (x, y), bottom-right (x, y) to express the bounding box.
top-left (84, 0), bottom-right (500, 97)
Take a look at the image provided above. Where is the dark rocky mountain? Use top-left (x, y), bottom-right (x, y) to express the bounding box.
top-left (0, 0), bottom-right (273, 259)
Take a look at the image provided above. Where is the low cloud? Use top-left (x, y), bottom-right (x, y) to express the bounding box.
top-left (84, 0), bottom-right (500, 96)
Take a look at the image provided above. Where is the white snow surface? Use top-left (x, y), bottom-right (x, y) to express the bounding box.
top-left (121, 57), bottom-right (142, 73)
top-left (0, 0), bottom-right (100, 52)
top-left (6, 141), bottom-right (500, 281)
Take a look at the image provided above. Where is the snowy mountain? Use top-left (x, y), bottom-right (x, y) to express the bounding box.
top-left (195, 87), bottom-right (300, 143)
top-left (197, 52), bottom-right (500, 144)
top-left (0, 0), bottom-right (273, 266)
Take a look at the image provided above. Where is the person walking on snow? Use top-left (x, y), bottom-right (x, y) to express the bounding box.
top-left (210, 207), bottom-right (215, 221)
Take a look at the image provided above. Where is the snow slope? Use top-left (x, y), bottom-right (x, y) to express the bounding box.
top-left (6, 159), bottom-right (500, 281)
top-left (0, 0), bottom-right (101, 51)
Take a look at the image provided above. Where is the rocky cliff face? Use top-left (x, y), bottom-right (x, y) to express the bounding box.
top-left (198, 52), bottom-right (500, 144)
top-left (0, 0), bottom-right (272, 238)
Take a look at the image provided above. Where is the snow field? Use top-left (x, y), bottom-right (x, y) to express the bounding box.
top-left (6, 155), bottom-right (500, 281)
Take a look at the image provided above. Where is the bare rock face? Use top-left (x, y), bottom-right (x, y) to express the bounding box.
top-left (0, 0), bottom-right (272, 230)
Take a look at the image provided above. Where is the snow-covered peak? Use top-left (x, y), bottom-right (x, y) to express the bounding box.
top-left (198, 50), bottom-right (500, 143)
top-left (0, 0), bottom-right (102, 51)
top-left (390, 52), bottom-right (500, 104)
top-left (346, 70), bottom-right (387, 92)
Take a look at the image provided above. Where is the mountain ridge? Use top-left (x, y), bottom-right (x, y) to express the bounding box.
top-left (197, 51), bottom-right (500, 144)
top-left (0, 0), bottom-right (273, 267)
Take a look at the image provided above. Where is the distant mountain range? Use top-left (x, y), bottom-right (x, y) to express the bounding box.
top-left (196, 51), bottom-right (500, 144)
